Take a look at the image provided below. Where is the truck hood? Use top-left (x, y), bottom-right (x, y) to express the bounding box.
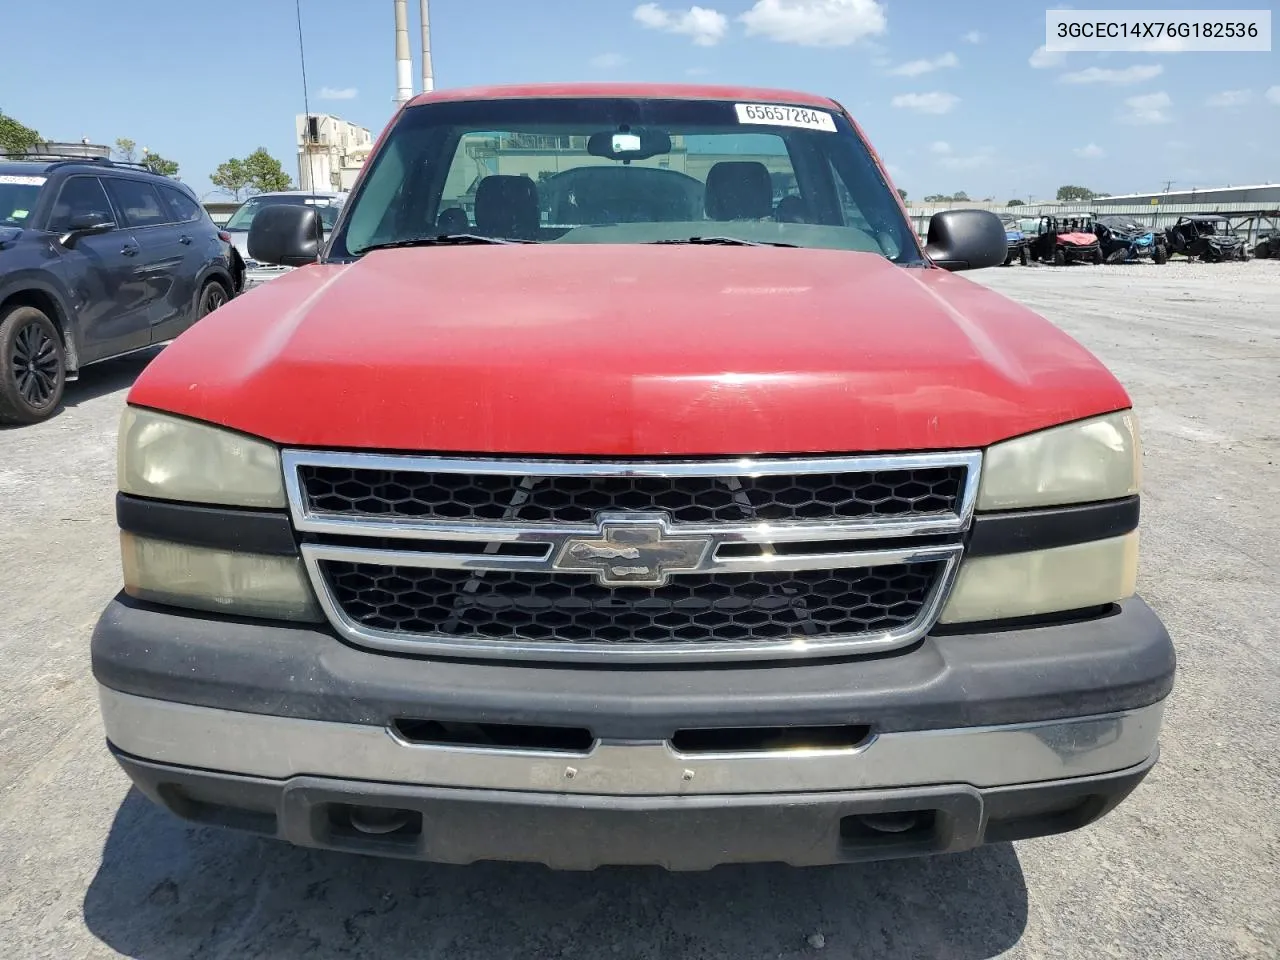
top-left (128, 244), bottom-right (1130, 454)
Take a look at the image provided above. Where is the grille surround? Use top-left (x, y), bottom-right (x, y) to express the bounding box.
top-left (318, 558), bottom-right (949, 647)
top-left (297, 463), bottom-right (967, 525)
top-left (285, 451), bottom-right (981, 662)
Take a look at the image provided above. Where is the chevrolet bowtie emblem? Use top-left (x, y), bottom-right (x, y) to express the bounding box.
top-left (553, 515), bottom-right (713, 587)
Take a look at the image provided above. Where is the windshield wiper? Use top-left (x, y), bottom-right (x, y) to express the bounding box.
top-left (356, 233), bottom-right (535, 253)
top-left (649, 236), bottom-right (798, 248)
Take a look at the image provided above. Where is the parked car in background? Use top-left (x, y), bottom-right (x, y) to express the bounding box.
top-left (1165, 215), bottom-right (1246, 262)
top-left (999, 215), bottom-right (1031, 265)
top-left (1028, 215), bottom-right (1103, 265)
top-left (1093, 215), bottom-right (1167, 264)
top-left (222, 190), bottom-right (346, 287)
top-left (0, 155), bottom-right (240, 424)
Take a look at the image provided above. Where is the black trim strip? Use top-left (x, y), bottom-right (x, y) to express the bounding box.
top-left (117, 494), bottom-right (298, 557)
top-left (968, 497), bottom-right (1139, 558)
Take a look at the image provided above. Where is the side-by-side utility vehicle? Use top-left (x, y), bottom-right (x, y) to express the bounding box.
top-left (1094, 215), bottom-right (1168, 264)
top-left (1028, 215), bottom-right (1104, 265)
top-left (92, 83), bottom-right (1174, 870)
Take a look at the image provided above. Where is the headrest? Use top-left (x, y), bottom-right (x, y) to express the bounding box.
top-left (474, 176), bottom-right (540, 238)
top-left (705, 161), bottom-right (773, 221)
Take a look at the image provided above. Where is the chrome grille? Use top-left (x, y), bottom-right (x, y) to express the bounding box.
top-left (298, 464), bottom-right (966, 524)
top-left (284, 451), bottom-right (981, 662)
top-left (319, 562), bottom-right (944, 645)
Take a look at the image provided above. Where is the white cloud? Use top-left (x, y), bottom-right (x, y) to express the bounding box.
top-left (1118, 91), bottom-right (1172, 125)
top-left (962, 30), bottom-right (982, 44)
top-left (889, 52), bottom-right (958, 77)
top-left (929, 140), bottom-right (951, 154)
top-left (590, 52), bottom-right (628, 69)
top-left (739, 0), bottom-right (887, 47)
top-left (1206, 89), bottom-right (1251, 108)
top-left (633, 3), bottom-right (728, 46)
top-left (1060, 64), bottom-right (1163, 85)
top-left (1029, 45), bottom-right (1064, 68)
top-left (1073, 143), bottom-right (1105, 159)
top-left (1131, 35), bottom-right (1189, 53)
top-left (890, 91), bottom-right (959, 115)
top-left (938, 149), bottom-right (993, 170)
top-left (1267, 86), bottom-right (1280, 105)
top-left (885, 163), bottom-right (906, 179)
top-left (318, 86), bottom-right (357, 100)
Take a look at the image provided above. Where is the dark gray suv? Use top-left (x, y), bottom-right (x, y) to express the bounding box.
top-left (0, 156), bottom-right (241, 424)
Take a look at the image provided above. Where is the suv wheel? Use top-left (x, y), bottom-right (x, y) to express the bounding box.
top-left (0, 305), bottom-right (66, 425)
top-left (198, 280), bottom-right (230, 319)
top-left (1153, 244), bottom-right (1168, 265)
top-left (1018, 244), bottom-right (1030, 266)
top-left (1052, 248), bottom-right (1066, 266)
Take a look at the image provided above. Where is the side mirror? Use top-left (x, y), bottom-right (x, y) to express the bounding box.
top-left (925, 210), bottom-right (1008, 271)
top-left (247, 204), bottom-right (323, 267)
top-left (60, 212), bottom-right (115, 247)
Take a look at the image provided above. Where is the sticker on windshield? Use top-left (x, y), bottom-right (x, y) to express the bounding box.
top-left (0, 175), bottom-right (47, 186)
top-left (735, 104), bottom-right (836, 132)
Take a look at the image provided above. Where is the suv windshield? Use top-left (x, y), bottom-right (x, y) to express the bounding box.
top-left (0, 176), bottom-right (46, 227)
top-left (333, 97), bottom-right (920, 262)
top-left (225, 194), bottom-right (342, 232)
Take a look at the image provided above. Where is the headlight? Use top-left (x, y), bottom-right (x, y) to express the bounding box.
top-left (940, 533), bottom-right (1138, 624)
top-left (977, 411), bottom-right (1140, 511)
top-left (121, 533), bottom-right (321, 621)
top-left (119, 407), bottom-right (285, 507)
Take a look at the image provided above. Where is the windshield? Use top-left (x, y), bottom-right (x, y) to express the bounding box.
top-left (0, 176), bottom-right (45, 227)
top-left (333, 97), bottom-right (920, 262)
top-left (225, 194), bottom-right (342, 232)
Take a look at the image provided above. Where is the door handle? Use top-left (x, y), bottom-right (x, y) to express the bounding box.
top-left (178, 235), bottom-right (193, 245)
top-left (121, 245), bottom-right (139, 257)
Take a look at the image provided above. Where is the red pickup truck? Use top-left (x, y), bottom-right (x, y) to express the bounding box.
top-left (93, 83), bottom-right (1174, 870)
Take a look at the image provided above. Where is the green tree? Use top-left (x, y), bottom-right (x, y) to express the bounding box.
top-left (142, 151), bottom-right (179, 177)
top-left (0, 110), bottom-right (42, 154)
top-left (1056, 184), bottom-right (1095, 202)
top-left (114, 137), bottom-right (137, 163)
top-left (952, 191), bottom-right (971, 202)
top-left (896, 187), bottom-right (908, 201)
top-left (243, 148), bottom-right (292, 193)
top-left (1006, 198), bottom-right (1025, 207)
top-left (210, 157), bottom-right (252, 200)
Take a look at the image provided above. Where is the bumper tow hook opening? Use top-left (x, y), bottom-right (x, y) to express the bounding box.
top-left (348, 805), bottom-right (413, 835)
top-left (855, 811), bottom-right (922, 834)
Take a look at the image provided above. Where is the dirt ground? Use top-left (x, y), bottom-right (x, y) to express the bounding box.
top-left (1, 259), bottom-right (1277, 959)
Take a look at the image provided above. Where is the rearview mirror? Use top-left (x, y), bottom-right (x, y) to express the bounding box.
top-left (247, 204), bottom-right (323, 267)
top-left (60, 212), bottom-right (115, 247)
top-left (587, 128), bottom-right (673, 162)
top-left (924, 209), bottom-right (1008, 271)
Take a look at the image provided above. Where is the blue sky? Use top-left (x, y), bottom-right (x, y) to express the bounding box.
top-left (4, 1), bottom-right (1276, 201)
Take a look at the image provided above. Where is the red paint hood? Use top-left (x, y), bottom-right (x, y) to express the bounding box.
top-left (129, 245), bottom-right (1130, 455)
top-left (1059, 231), bottom-right (1099, 246)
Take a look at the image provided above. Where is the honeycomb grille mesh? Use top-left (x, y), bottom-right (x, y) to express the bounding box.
top-left (298, 465), bottom-right (967, 524)
top-left (319, 561), bottom-right (943, 645)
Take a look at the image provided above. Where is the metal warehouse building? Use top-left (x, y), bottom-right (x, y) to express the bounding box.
top-left (1094, 184), bottom-right (1280, 206)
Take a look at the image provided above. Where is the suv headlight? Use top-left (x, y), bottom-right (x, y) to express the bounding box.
top-left (942, 411), bottom-right (1142, 624)
top-left (117, 407), bottom-right (318, 621)
top-left (119, 407), bottom-right (286, 507)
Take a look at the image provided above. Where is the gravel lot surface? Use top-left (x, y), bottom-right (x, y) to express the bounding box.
top-left (1, 260), bottom-right (1277, 959)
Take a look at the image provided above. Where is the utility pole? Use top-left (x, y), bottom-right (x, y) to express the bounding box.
top-left (420, 0), bottom-right (434, 93)
top-left (394, 0), bottom-right (412, 106)
top-left (1161, 179), bottom-right (1175, 193)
